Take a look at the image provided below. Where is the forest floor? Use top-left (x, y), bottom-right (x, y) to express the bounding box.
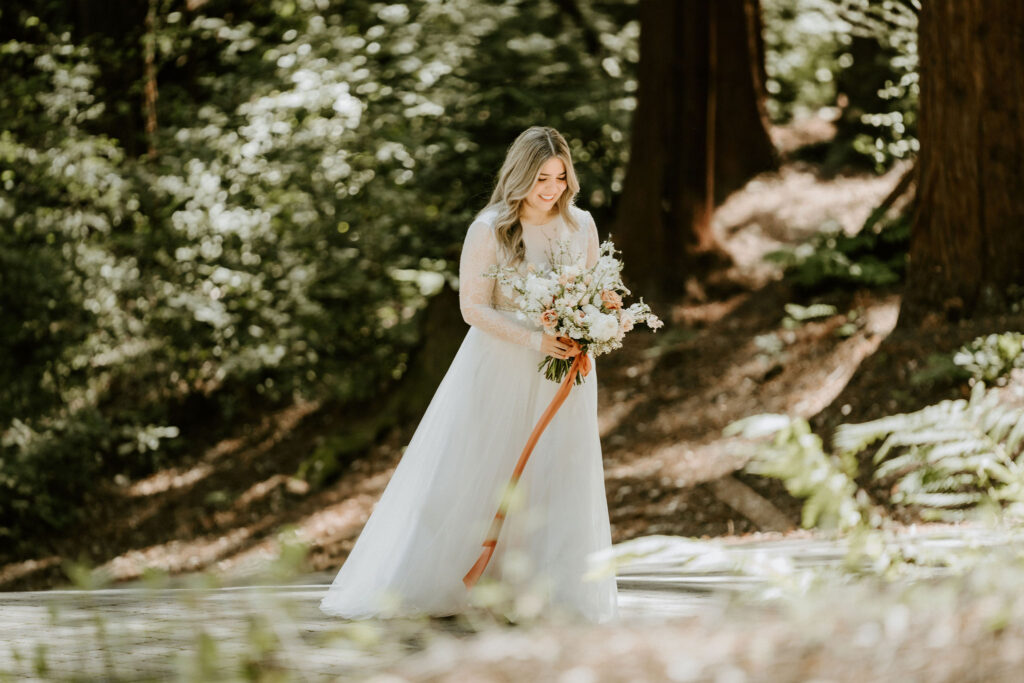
top-left (2, 120), bottom-right (1015, 593)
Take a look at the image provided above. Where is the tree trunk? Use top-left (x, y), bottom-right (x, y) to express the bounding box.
top-left (713, 0), bottom-right (777, 204)
top-left (899, 0), bottom-right (1024, 326)
top-left (73, 0), bottom-right (149, 156)
top-left (143, 0), bottom-right (159, 159)
top-left (614, 0), bottom-right (777, 301)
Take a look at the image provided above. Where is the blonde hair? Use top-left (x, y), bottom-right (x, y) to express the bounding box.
top-left (478, 126), bottom-right (582, 266)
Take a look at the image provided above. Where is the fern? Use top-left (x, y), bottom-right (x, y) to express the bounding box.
top-left (725, 414), bottom-right (865, 530)
top-left (835, 382), bottom-right (1024, 520)
top-left (731, 381), bottom-right (1024, 528)
top-left (953, 332), bottom-right (1024, 385)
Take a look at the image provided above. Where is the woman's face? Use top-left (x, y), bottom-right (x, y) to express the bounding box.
top-left (523, 156), bottom-right (567, 216)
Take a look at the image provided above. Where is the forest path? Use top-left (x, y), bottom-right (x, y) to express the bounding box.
top-left (1, 522), bottom-right (1009, 681)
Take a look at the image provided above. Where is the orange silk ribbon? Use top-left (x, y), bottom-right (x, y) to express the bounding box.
top-left (462, 344), bottom-right (592, 590)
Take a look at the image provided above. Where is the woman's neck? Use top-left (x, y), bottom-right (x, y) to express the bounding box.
top-left (519, 204), bottom-right (559, 226)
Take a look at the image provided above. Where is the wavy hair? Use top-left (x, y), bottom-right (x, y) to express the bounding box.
top-left (478, 126), bottom-right (582, 267)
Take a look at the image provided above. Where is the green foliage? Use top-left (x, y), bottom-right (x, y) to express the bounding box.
top-left (832, 0), bottom-right (919, 171)
top-left (295, 426), bottom-right (379, 490)
top-left (835, 382), bottom-right (1024, 521)
top-left (781, 302), bottom-right (838, 329)
top-left (761, 0), bottom-right (918, 170)
top-left (726, 414), bottom-right (867, 530)
top-left (0, 1), bottom-right (638, 552)
top-left (909, 352), bottom-right (971, 388)
top-left (733, 382), bottom-right (1024, 529)
top-left (911, 331), bottom-right (1024, 388)
top-left (765, 213), bottom-right (909, 292)
top-left (761, 0), bottom-right (848, 123)
top-left (953, 333), bottom-right (1024, 386)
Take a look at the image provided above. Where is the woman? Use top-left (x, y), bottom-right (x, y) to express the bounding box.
top-left (319, 126), bottom-right (619, 624)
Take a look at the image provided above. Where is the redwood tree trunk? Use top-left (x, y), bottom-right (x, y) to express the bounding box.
top-left (615, 0), bottom-right (777, 300)
top-left (899, 0), bottom-right (1024, 325)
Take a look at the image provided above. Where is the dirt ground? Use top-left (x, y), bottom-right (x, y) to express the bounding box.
top-left (2, 124), bottom-right (1008, 592)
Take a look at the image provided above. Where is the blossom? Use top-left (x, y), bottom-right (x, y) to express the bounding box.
top-left (600, 289), bottom-right (623, 310)
top-left (525, 275), bottom-right (553, 302)
top-left (590, 313), bottom-right (619, 342)
top-left (480, 236), bottom-right (661, 383)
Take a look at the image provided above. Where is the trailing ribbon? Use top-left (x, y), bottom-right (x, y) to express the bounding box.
top-left (462, 342), bottom-right (592, 590)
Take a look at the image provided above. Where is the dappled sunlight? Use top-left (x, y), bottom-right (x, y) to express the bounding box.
top-left (98, 527), bottom-right (255, 581)
top-left (215, 495), bottom-right (380, 578)
top-left (714, 156), bottom-right (914, 286)
top-left (85, 453), bottom-right (397, 585)
top-left (606, 441), bottom-right (749, 490)
top-left (206, 474), bottom-right (309, 528)
top-left (0, 557), bottom-right (62, 586)
top-left (127, 462), bottom-right (215, 497)
top-left (125, 398), bottom-right (319, 501)
top-left (787, 296), bottom-right (900, 417)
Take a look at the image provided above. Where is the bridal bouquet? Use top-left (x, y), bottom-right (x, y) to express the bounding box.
top-left (485, 239), bottom-right (663, 385)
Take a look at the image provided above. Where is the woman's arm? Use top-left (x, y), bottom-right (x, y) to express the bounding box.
top-left (458, 219), bottom-right (545, 351)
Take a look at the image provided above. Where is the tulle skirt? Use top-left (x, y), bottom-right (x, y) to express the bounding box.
top-left (318, 311), bottom-right (619, 624)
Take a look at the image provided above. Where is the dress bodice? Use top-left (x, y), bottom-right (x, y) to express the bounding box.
top-left (458, 204), bottom-right (600, 351)
top-left (492, 209), bottom-right (591, 312)
top-left (521, 213), bottom-right (589, 271)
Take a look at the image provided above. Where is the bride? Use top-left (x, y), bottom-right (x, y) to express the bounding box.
top-left (319, 126), bottom-right (619, 624)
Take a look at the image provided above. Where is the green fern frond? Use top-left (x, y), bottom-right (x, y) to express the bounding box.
top-left (836, 382), bottom-right (1024, 513)
top-left (733, 381), bottom-right (1024, 530)
top-left (897, 491), bottom-right (986, 508)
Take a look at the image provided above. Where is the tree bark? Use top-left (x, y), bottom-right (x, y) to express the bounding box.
top-left (712, 0), bottom-right (777, 204)
top-left (899, 0), bottom-right (1024, 325)
top-left (143, 0), bottom-right (159, 159)
top-left (615, 0), bottom-right (777, 301)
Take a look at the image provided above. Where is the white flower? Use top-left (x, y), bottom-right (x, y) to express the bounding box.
top-left (590, 313), bottom-right (619, 342)
top-left (525, 276), bottom-right (553, 302)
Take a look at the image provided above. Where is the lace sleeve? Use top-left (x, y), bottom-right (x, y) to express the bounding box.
top-left (459, 219), bottom-right (545, 352)
top-left (583, 209), bottom-right (600, 269)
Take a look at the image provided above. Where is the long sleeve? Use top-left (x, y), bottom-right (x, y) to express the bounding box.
top-left (583, 209), bottom-right (600, 269)
top-left (459, 219), bottom-right (545, 351)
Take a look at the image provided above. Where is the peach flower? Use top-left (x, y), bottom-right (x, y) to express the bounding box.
top-left (619, 311), bottom-right (634, 333)
top-left (600, 289), bottom-right (623, 310)
top-left (539, 309), bottom-right (559, 329)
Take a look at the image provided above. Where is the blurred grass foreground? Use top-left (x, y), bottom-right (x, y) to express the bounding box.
top-left (8, 523), bottom-right (1024, 680)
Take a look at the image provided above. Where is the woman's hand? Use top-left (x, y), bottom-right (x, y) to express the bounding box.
top-left (541, 334), bottom-right (582, 360)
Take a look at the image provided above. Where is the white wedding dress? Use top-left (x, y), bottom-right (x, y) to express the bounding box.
top-left (319, 204), bottom-right (619, 624)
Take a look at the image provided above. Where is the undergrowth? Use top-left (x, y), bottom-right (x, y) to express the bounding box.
top-left (730, 379), bottom-right (1024, 528)
top-left (766, 213), bottom-right (910, 293)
